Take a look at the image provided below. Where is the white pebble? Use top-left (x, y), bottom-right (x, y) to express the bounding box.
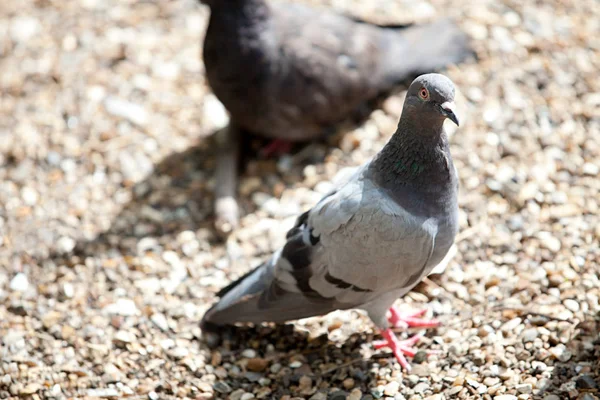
top-left (57, 236), bottom-right (76, 253)
top-left (563, 299), bottom-right (580, 312)
top-left (9, 273), bottom-right (29, 292)
top-left (104, 298), bottom-right (140, 316)
top-left (104, 96), bottom-right (149, 126)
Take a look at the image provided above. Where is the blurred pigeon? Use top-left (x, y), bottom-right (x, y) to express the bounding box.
top-left (201, 0), bottom-right (471, 143)
top-left (202, 74), bottom-right (461, 370)
top-left (199, 0), bottom-right (473, 233)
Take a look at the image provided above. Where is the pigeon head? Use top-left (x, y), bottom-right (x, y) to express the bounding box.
top-left (403, 73), bottom-right (459, 128)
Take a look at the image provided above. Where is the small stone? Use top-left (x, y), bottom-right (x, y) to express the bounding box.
top-left (168, 347), bottom-right (189, 360)
top-left (550, 344), bottom-right (572, 362)
top-left (500, 318), bottom-right (522, 332)
top-left (413, 382), bottom-right (429, 394)
top-left (309, 393), bottom-right (326, 400)
top-left (247, 358), bottom-right (269, 372)
top-left (62, 283), bottom-right (74, 298)
top-left (241, 393), bottom-right (255, 400)
top-left (57, 236), bottom-right (76, 253)
top-left (522, 328), bottom-right (538, 342)
top-left (241, 349), bottom-right (257, 358)
top-left (113, 330), bottom-right (134, 345)
top-left (299, 375), bottom-right (313, 394)
top-left (148, 391), bottom-right (159, 400)
top-left (19, 383), bottom-right (40, 395)
top-left (329, 391), bottom-right (348, 400)
top-left (289, 361), bottom-right (303, 368)
top-left (86, 388), bottom-right (120, 397)
top-left (384, 381), bottom-right (400, 396)
top-left (515, 383), bottom-right (532, 394)
top-left (576, 375), bottom-right (597, 389)
top-left (104, 298), bottom-right (140, 316)
top-left (256, 387), bottom-right (271, 399)
top-left (230, 389), bottom-right (246, 400)
top-left (563, 299), bottom-right (580, 312)
top-left (9, 273), bottom-right (29, 292)
top-left (150, 313), bottom-right (169, 331)
top-left (104, 96), bottom-right (149, 126)
top-left (270, 363), bottom-right (282, 373)
top-left (348, 388), bottom-right (362, 400)
top-left (343, 378), bottom-right (355, 390)
top-left (213, 381), bottom-right (232, 394)
top-left (494, 396), bottom-right (517, 400)
top-left (543, 396), bottom-right (561, 400)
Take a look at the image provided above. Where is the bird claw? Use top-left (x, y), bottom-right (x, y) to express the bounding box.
top-left (388, 306), bottom-right (440, 329)
top-left (375, 329), bottom-right (424, 371)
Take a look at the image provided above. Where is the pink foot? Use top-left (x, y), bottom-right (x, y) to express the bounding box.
top-left (373, 329), bottom-right (422, 371)
top-left (388, 306), bottom-right (440, 329)
top-left (260, 138), bottom-right (292, 157)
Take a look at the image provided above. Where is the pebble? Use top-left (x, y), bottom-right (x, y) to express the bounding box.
top-left (56, 236), bottom-right (76, 253)
top-left (343, 378), bottom-right (355, 390)
top-left (150, 313), bottom-right (169, 331)
top-left (241, 349), bottom-right (257, 358)
top-left (168, 347), bottom-right (189, 360)
top-left (515, 383), bottom-right (532, 394)
top-left (382, 381), bottom-right (400, 396)
top-left (247, 358), bottom-right (269, 372)
top-left (86, 388), bottom-right (120, 397)
top-left (549, 344), bottom-right (572, 362)
top-left (9, 273), bottom-right (29, 292)
top-left (575, 375), bottom-right (597, 389)
top-left (348, 389), bottom-right (362, 400)
top-left (494, 396), bottom-right (517, 400)
top-left (309, 393), bottom-right (327, 400)
top-left (563, 299), bottom-right (580, 312)
top-left (213, 381), bottom-right (232, 394)
top-left (103, 298), bottom-right (140, 316)
top-left (522, 328), bottom-right (538, 343)
top-left (104, 96), bottom-right (149, 126)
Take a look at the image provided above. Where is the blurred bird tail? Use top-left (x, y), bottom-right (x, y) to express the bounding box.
top-left (379, 18), bottom-right (475, 86)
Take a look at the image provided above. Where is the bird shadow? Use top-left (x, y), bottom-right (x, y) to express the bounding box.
top-left (202, 323), bottom-right (393, 399)
top-left (544, 313), bottom-right (600, 397)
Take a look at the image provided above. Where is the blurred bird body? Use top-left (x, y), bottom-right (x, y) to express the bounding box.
top-left (201, 0), bottom-right (473, 141)
top-left (202, 74), bottom-right (462, 370)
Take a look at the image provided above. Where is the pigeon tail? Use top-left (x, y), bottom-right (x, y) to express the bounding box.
top-left (201, 257), bottom-right (338, 329)
top-left (378, 18), bottom-right (474, 87)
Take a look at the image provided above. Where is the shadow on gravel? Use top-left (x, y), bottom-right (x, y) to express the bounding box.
top-left (202, 324), bottom-right (384, 399)
top-left (544, 314), bottom-right (600, 398)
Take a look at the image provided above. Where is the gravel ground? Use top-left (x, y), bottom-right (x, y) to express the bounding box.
top-left (1, 0), bottom-right (599, 399)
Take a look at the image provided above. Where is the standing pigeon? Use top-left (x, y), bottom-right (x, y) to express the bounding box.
top-left (202, 74), bottom-right (461, 370)
top-left (199, 0), bottom-right (473, 233)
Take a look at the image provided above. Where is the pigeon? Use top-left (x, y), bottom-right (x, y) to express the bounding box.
top-left (201, 0), bottom-right (472, 143)
top-left (199, 0), bottom-right (473, 233)
top-left (202, 74), bottom-right (461, 370)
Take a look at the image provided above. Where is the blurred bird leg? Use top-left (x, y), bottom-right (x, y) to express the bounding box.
top-left (260, 138), bottom-right (293, 158)
top-left (214, 124), bottom-right (240, 235)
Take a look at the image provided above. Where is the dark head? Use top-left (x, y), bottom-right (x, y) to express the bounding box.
top-left (401, 73), bottom-right (459, 130)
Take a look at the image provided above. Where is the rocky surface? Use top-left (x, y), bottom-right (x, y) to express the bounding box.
top-left (0, 0), bottom-right (599, 399)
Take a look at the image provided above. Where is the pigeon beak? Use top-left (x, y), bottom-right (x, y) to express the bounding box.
top-left (439, 101), bottom-right (459, 126)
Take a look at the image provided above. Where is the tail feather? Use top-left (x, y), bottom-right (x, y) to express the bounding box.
top-left (378, 18), bottom-right (475, 86)
top-left (201, 257), bottom-right (341, 329)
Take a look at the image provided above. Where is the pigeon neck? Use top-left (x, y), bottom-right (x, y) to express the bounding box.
top-left (371, 115), bottom-right (453, 186)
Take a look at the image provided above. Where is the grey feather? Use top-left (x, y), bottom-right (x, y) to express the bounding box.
top-left (201, 74), bottom-right (460, 330)
top-left (201, 0), bottom-right (474, 141)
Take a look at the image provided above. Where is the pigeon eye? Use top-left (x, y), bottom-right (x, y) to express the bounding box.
top-left (419, 88), bottom-right (429, 100)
